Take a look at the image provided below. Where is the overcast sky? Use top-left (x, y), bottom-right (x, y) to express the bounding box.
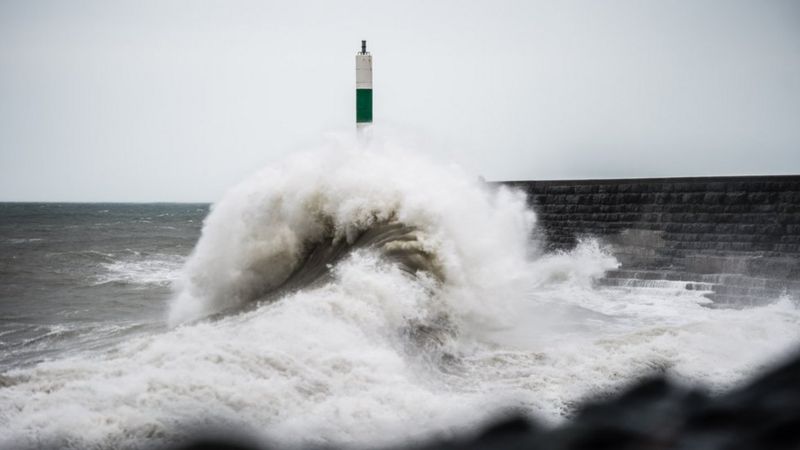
top-left (1, 0), bottom-right (798, 202)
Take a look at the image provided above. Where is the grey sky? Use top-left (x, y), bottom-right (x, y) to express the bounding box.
top-left (1, 0), bottom-right (798, 202)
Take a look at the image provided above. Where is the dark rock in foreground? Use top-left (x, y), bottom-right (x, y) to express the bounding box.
top-left (176, 350), bottom-right (800, 450)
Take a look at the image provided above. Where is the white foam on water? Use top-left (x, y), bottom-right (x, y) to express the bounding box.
top-left (96, 254), bottom-right (185, 286)
top-left (6, 238), bottom-right (44, 244)
top-left (1, 132), bottom-right (799, 449)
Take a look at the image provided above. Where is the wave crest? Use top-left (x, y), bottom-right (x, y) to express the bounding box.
top-left (168, 136), bottom-right (537, 327)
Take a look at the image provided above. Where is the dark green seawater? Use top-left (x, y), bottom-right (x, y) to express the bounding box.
top-left (0, 203), bottom-right (208, 371)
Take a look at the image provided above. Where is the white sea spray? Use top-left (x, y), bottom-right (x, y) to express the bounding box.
top-left (1, 133), bottom-right (799, 449)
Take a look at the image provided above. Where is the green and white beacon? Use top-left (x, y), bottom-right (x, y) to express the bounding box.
top-left (356, 40), bottom-right (373, 130)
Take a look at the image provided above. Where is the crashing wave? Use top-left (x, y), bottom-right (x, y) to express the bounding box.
top-left (168, 134), bottom-right (537, 329)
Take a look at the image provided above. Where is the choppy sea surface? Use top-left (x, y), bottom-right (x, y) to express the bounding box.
top-left (0, 203), bottom-right (206, 370)
top-left (1, 141), bottom-right (799, 449)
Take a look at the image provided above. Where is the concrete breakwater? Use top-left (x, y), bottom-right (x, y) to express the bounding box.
top-left (503, 175), bottom-right (800, 306)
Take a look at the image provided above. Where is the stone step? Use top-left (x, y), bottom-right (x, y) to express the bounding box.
top-left (703, 293), bottom-right (787, 308)
top-left (605, 269), bottom-right (800, 290)
top-left (598, 277), bottom-right (715, 292)
top-left (601, 268), bottom-right (800, 308)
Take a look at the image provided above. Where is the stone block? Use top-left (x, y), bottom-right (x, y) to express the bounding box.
top-left (714, 223), bottom-right (736, 233)
top-left (724, 192), bottom-right (749, 205)
top-left (706, 181), bottom-right (728, 192)
top-left (737, 224), bottom-right (757, 234)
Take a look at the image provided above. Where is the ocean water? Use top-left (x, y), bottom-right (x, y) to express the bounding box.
top-left (1, 137), bottom-right (799, 449)
top-left (0, 203), bottom-right (206, 370)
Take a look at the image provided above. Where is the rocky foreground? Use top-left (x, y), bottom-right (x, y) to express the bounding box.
top-left (178, 349), bottom-right (800, 450)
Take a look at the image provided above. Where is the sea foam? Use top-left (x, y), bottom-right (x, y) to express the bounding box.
top-left (2, 132), bottom-right (799, 449)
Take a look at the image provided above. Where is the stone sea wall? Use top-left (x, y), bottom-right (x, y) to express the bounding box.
top-left (502, 175), bottom-right (800, 305)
